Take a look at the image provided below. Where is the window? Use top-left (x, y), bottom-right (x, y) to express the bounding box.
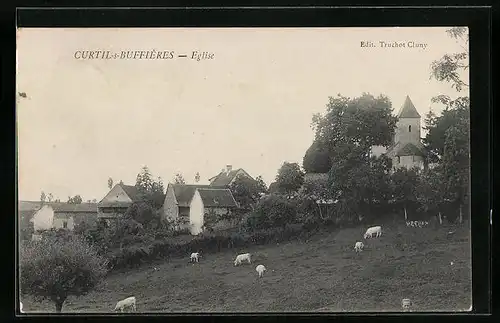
top-left (408, 125), bottom-right (412, 132)
top-left (397, 156), bottom-right (401, 163)
top-left (62, 221), bottom-right (68, 229)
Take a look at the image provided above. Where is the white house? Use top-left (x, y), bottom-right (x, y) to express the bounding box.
top-left (30, 203), bottom-right (98, 236)
top-left (189, 188), bottom-right (239, 235)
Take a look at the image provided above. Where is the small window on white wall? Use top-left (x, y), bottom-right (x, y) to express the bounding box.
top-left (409, 125), bottom-right (412, 132)
top-left (397, 156), bottom-right (401, 163)
top-left (63, 221), bottom-right (68, 229)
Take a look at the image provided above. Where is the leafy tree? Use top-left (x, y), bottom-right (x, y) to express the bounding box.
top-left (136, 166), bottom-right (154, 193)
top-left (202, 208), bottom-right (218, 233)
top-left (125, 202), bottom-right (155, 228)
top-left (40, 191), bottom-right (46, 203)
top-left (255, 194), bottom-right (297, 228)
top-left (312, 93), bottom-right (398, 154)
top-left (311, 93), bottom-right (397, 222)
top-left (389, 167), bottom-right (420, 219)
top-left (303, 140), bottom-right (331, 173)
top-left (67, 195), bottom-right (83, 204)
top-left (275, 162), bottom-right (305, 194)
top-left (135, 166), bottom-right (165, 209)
top-left (229, 175), bottom-right (268, 211)
top-left (416, 166), bottom-right (446, 221)
top-left (20, 234), bottom-right (108, 313)
top-left (47, 193), bottom-right (54, 202)
top-left (173, 173), bottom-right (186, 184)
top-left (430, 27), bottom-right (469, 92)
top-left (107, 177), bottom-right (113, 190)
top-left (425, 27), bottom-right (470, 224)
top-left (194, 172), bottom-right (200, 183)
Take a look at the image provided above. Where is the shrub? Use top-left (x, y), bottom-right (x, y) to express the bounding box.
top-left (20, 234), bottom-right (108, 312)
top-left (249, 194), bottom-right (298, 230)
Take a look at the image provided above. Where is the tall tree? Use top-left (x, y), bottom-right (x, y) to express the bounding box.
top-left (430, 27), bottom-right (469, 92)
top-left (40, 191), bottom-right (46, 203)
top-left (312, 93), bottom-right (397, 221)
top-left (275, 162), bottom-right (305, 194)
top-left (107, 177), bottom-right (113, 190)
top-left (173, 173), bottom-right (186, 184)
top-left (426, 27), bottom-right (470, 223)
top-left (67, 195), bottom-right (83, 204)
top-left (194, 172), bottom-right (200, 183)
top-left (135, 166), bottom-right (165, 209)
top-left (47, 193), bottom-right (54, 202)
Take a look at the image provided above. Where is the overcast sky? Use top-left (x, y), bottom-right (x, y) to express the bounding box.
top-left (17, 27), bottom-right (468, 202)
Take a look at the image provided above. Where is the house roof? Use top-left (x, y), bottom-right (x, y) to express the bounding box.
top-left (394, 142), bottom-right (426, 157)
top-left (208, 168), bottom-right (253, 187)
top-left (50, 203), bottom-right (98, 213)
top-left (118, 184), bottom-right (142, 202)
top-left (98, 201), bottom-right (135, 208)
top-left (171, 184), bottom-right (215, 207)
top-left (19, 200), bottom-right (43, 211)
top-left (197, 188), bottom-right (238, 208)
top-left (19, 201), bottom-right (98, 214)
top-left (397, 96), bottom-right (421, 118)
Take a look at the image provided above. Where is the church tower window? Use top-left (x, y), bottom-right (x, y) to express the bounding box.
top-left (408, 125), bottom-right (412, 132)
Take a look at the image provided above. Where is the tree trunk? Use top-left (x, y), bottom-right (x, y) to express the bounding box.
top-left (53, 297), bottom-right (66, 313)
top-left (438, 212), bottom-right (442, 225)
top-left (459, 204), bottom-right (463, 224)
top-left (404, 207), bottom-right (408, 221)
top-left (317, 203), bottom-right (326, 220)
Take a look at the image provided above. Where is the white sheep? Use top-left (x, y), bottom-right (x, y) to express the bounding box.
top-left (234, 253), bottom-right (251, 266)
top-left (363, 226), bottom-right (382, 239)
top-left (401, 298), bottom-right (412, 311)
top-left (190, 252), bottom-right (201, 263)
top-left (256, 264), bottom-right (266, 278)
top-left (354, 241), bottom-right (364, 253)
top-left (114, 296), bottom-right (136, 312)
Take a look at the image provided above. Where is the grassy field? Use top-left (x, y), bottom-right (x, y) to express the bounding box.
top-left (21, 222), bottom-right (472, 313)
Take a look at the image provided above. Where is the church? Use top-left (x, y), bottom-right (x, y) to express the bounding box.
top-left (371, 95), bottom-right (427, 171)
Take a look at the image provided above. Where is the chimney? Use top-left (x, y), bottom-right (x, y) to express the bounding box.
top-left (226, 165), bottom-right (232, 174)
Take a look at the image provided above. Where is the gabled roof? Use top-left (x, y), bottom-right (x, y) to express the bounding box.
top-left (171, 184), bottom-right (215, 207)
top-left (19, 201), bottom-right (98, 214)
top-left (209, 168), bottom-right (254, 187)
top-left (397, 96), bottom-right (421, 118)
top-left (197, 188), bottom-right (238, 208)
top-left (395, 143), bottom-right (426, 157)
top-left (118, 184), bottom-right (141, 202)
top-left (51, 203), bottom-right (98, 213)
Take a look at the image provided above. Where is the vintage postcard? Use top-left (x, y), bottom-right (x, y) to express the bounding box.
top-left (17, 27), bottom-right (471, 313)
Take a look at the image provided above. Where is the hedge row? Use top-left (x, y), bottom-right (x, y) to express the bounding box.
top-left (106, 223), bottom-right (312, 271)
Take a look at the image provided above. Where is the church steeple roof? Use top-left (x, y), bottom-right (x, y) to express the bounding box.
top-left (397, 96), bottom-right (421, 118)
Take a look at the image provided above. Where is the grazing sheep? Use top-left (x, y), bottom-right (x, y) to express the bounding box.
top-left (234, 253), bottom-right (251, 266)
top-left (256, 264), bottom-right (266, 278)
top-left (190, 252), bottom-right (201, 263)
top-left (401, 298), bottom-right (412, 311)
top-left (363, 226), bottom-right (382, 239)
top-left (114, 296), bottom-right (136, 312)
top-left (354, 241), bottom-right (364, 253)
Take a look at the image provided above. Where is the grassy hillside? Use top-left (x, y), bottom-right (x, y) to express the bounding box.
top-left (21, 223), bottom-right (471, 313)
